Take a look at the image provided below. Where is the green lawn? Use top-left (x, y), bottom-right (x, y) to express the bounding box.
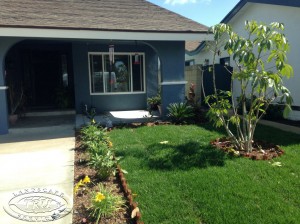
top-left (110, 124), bottom-right (300, 224)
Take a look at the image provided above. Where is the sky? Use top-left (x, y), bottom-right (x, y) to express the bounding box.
top-left (147, 0), bottom-right (241, 27)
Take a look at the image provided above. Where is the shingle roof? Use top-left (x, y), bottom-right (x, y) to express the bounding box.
top-left (185, 41), bottom-right (202, 52)
top-left (222, 0), bottom-right (300, 24)
top-left (0, 0), bottom-right (208, 33)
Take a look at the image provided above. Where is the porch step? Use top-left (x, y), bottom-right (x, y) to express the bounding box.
top-left (26, 110), bottom-right (76, 117)
top-left (76, 110), bottom-right (161, 128)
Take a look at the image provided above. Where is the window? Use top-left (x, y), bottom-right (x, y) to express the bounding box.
top-left (89, 53), bottom-right (145, 94)
top-left (185, 59), bottom-right (195, 66)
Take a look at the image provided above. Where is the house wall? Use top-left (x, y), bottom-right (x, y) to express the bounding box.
top-left (72, 41), bottom-right (186, 115)
top-left (185, 48), bottom-right (214, 66)
top-left (72, 42), bottom-right (159, 113)
top-left (147, 41), bottom-right (186, 115)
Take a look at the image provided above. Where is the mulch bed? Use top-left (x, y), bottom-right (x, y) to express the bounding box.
top-left (211, 137), bottom-right (284, 160)
top-left (73, 132), bottom-right (139, 224)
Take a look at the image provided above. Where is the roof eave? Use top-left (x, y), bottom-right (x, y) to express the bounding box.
top-left (221, 0), bottom-right (300, 24)
top-left (0, 27), bottom-right (213, 41)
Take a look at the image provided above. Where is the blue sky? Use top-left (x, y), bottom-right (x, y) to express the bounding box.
top-left (147, 0), bottom-right (240, 27)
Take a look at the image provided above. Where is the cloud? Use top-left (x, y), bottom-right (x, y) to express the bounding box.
top-left (164, 0), bottom-right (211, 5)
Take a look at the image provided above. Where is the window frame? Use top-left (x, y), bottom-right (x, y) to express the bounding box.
top-left (88, 52), bottom-right (146, 95)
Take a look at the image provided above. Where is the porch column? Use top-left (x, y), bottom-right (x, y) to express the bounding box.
top-left (147, 41), bottom-right (186, 116)
top-left (0, 38), bottom-right (22, 134)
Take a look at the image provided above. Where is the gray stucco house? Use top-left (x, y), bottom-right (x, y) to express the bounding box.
top-left (0, 0), bottom-right (211, 134)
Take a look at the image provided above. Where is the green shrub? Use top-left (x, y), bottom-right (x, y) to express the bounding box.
top-left (81, 124), bottom-right (121, 179)
top-left (85, 141), bottom-right (109, 156)
top-left (167, 102), bottom-right (195, 124)
top-left (88, 150), bottom-right (120, 180)
top-left (147, 94), bottom-right (161, 111)
top-left (89, 183), bottom-right (126, 223)
top-left (81, 125), bottom-right (108, 147)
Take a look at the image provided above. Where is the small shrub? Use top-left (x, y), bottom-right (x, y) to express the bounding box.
top-left (147, 94), bottom-right (161, 111)
top-left (88, 150), bottom-right (120, 180)
top-left (89, 183), bottom-right (126, 223)
top-left (81, 125), bottom-right (109, 147)
top-left (167, 102), bottom-right (195, 124)
top-left (86, 140), bottom-right (109, 156)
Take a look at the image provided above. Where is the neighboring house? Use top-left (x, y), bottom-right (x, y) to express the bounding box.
top-left (185, 41), bottom-right (203, 66)
top-left (0, 0), bottom-right (212, 134)
top-left (185, 0), bottom-right (300, 120)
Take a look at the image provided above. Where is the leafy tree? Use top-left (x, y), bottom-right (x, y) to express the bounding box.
top-left (204, 21), bottom-right (293, 152)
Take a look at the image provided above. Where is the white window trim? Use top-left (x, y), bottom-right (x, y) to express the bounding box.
top-left (88, 52), bottom-right (146, 95)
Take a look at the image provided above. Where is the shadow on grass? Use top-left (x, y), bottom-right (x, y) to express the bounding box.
top-left (144, 141), bottom-right (226, 170)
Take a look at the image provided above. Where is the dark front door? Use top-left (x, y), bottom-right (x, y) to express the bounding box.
top-left (19, 42), bottom-right (74, 110)
top-left (31, 50), bottom-right (60, 108)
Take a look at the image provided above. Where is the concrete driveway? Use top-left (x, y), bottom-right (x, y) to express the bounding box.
top-left (0, 122), bottom-right (75, 224)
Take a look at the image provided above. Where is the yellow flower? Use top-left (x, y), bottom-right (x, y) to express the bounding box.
top-left (95, 192), bottom-right (105, 202)
top-left (77, 179), bottom-right (83, 186)
top-left (108, 141), bottom-right (113, 148)
top-left (74, 185), bottom-right (80, 195)
top-left (74, 179), bottom-right (84, 195)
top-left (82, 175), bottom-right (91, 184)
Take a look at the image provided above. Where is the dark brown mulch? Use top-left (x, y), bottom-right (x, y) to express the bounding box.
top-left (211, 137), bottom-right (284, 160)
top-left (73, 133), bottom-right (132, 224)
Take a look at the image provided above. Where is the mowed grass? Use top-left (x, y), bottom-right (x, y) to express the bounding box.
top-left (110, 124), bottom-right (300, 224)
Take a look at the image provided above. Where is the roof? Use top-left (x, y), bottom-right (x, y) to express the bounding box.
top-left (222, 0), bottom-right (300, 23)
top-left (185, 41), bottom-right (202, 52)
top-left (0, 0), bottom-right (208, 34)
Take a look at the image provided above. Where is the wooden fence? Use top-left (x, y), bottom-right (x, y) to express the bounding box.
top-left (184, 65), bottom-right (202, 104)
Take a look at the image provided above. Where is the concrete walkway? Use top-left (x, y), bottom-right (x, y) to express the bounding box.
top-left (0, 124), bottom-right (74, 223)
top-left (259, 119), bottom-right (300, 135)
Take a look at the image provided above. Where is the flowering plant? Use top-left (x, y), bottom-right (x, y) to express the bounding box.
top-left (89, 183), bottom-right (125, 223)
top-left (74, 175), bottom-right (91, 195)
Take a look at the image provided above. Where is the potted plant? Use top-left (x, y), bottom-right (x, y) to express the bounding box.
top-left (147, 94), bottom-right (161, 111)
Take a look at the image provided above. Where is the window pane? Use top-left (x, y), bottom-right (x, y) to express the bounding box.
top-left (104, 55), bottom-right (130, 92)
top-left (132, 55), bottom-right (144, 91)
top-left (89, 55), bottom-right (103, 93)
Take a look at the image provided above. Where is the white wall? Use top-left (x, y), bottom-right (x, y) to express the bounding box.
top-left (185, 48), bottom-right (212, 65)
top-left (185, 41), bottom-right (223, 66)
